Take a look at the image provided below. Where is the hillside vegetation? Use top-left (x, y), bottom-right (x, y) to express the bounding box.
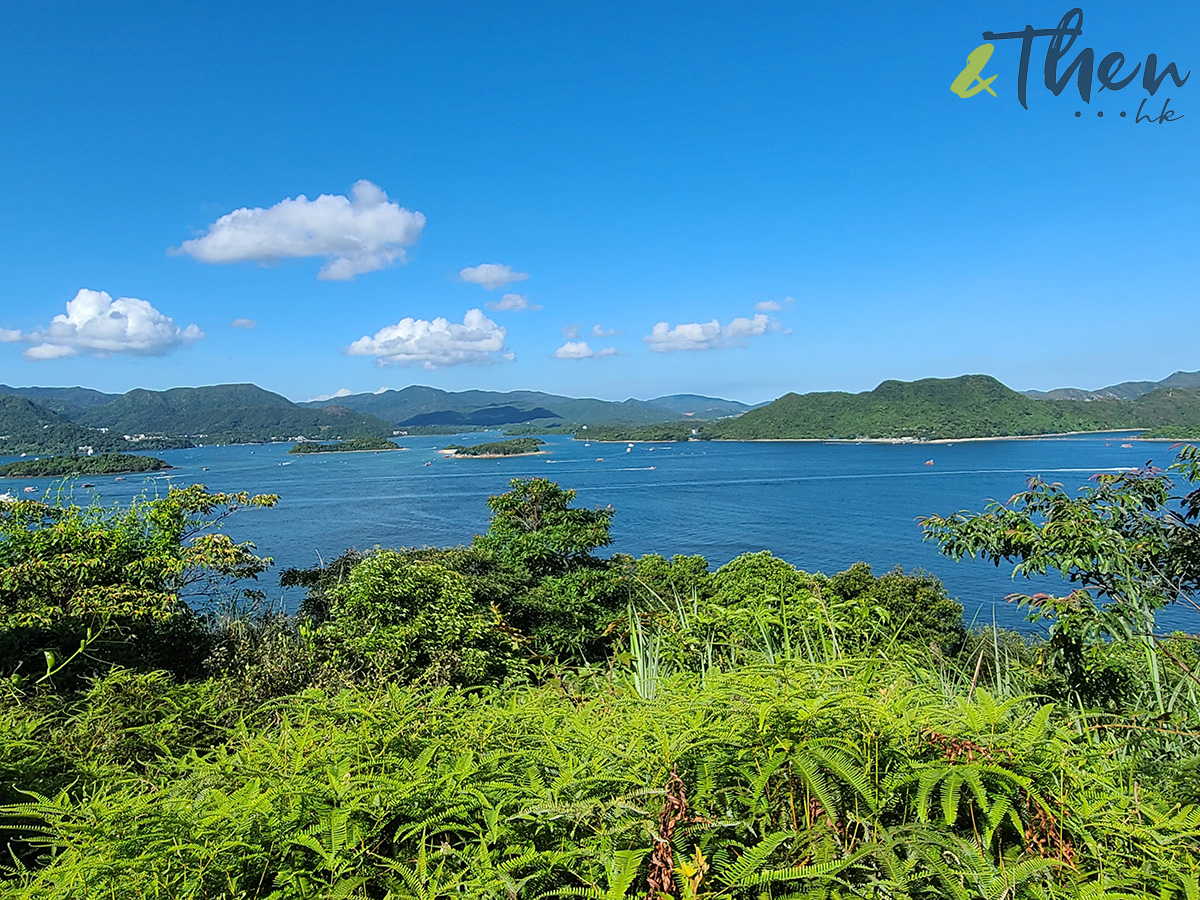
top-left (1, 454), bottom-right (1199, 897)
top-left (74, 384), bottom-right (395, 443)
top-left (702, 376), bottom-right (1200, 441)
top-left (0, 385), bottom-right (394, 452)
top-left (1024, 368), bottom-right (1200, 401)
top-left (7, 375), bottom-right (1200, 453)
top-left (0, 453), bottom-right (171, 478)
top-left (300, 385), bottom-right (753, 427)
top-left (288, 437), bottom-right (403, 454)
top-left (0, 395), bottom-right (191, 456)
top-left (443, 437), bottom-right (545, 456)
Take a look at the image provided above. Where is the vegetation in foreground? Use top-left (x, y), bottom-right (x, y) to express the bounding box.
top-left (0, 449), bottom-right (1198, 898)
top-left (288, 437), bottom-right (403, 454)
top-left (0, 453), bottom-right (172, 478)
top-left (443, 437), bottom-right (546, 457)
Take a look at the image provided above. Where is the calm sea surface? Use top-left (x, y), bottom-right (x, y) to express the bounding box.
top-left (3, 433), bottom-right (1194, 632)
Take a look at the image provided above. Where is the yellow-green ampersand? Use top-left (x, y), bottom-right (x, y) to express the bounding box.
top-left (951, 43), bottom-right (998, 97)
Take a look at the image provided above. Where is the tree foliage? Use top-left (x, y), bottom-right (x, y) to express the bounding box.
top-left (923, 445), bottom-right (1200, 710)
top-left (0, 485), bottom-right (277, 687)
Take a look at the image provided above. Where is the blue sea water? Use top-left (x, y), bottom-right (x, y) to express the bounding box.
top-left (3, 433), bottom-right (1195, 633)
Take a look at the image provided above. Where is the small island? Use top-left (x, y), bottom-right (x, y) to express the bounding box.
top-left (575, 423), bottom-right (697, 442)
top-left (442, 438), bottom-right (546, 458)
top-left (0, 453), bottom-right (173, 478)
top-left (288, 437), bottom-right (405, 454)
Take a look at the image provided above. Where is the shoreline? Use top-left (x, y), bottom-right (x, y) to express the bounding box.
top-left (581, 429), bottom-right (1173, 446)
top-left (1, 464), bottom-right (176, 478)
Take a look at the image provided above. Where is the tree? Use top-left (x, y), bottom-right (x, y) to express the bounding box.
top-left (921, 445), bottom-right (1200, 711)
top-left (473, 478), bottom-right (621, 660)
top-left (0, 485), bottom-right (277, 687)
top-left (472, 478), bottom-right (614, 577)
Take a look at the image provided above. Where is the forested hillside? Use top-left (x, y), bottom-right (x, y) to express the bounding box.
top-left (703, 376), bottom-right (1200, 441)
top-left (299, 385), bottom-right (753, 427)
top-left (0, 384), bottom-right (395, 450)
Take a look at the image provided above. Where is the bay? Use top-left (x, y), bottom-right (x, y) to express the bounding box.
top-left (3, 432), bottom-right (1194, 633)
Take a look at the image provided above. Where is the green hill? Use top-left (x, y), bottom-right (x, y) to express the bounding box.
top-left (0, 394), bottom-right (111, 455)
top-left (703, 375), bottom-right (1164, 441)
top-left (0, 394), bottom-right (198, 455)
top-left (1024, 369), bottom-right (1200, 401)
top-left (0, 384), bottom-right (120, 418)
top-left (75, 384), bottom-right (394, 444)
top-left (1134, 386), bottom-right (1200, 438)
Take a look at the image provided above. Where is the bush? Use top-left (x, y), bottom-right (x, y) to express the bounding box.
top-left (320, 551), bottom-right (519, 686)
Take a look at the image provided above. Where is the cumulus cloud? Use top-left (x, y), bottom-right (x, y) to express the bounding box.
top-left (172, 180), bottom-right (425, 281)
top-left (459, 263), bottom-right (528, 290)
top-left (486, 292), bottom-right (541, 312)
top-left (754, 296), bottom-right (796, 313)
top-left (553, 340), bottom-right (619, 359)
top-left (230, 317), bottom-right (258, 329)
top-left (644, 313), bottom-right (779, 353)
top-left (346, 309), bottom-right (509, 369)
top-left (592, 324), bottom-right (621, 337)
top-left (561, 323), bottom-right (581, 339)
top-left (2, 289), bottom-right (204, 360)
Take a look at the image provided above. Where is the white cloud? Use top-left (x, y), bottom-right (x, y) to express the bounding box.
top-left (172, 180), bottom-right (425, 281)
top-left (346, 309), bottom-right (509, 369)
top-left (459, 263), bottom-right (528, 290)
top-left (230, 317), bottom-right (258, 329)
top-left (486, 292), bottom-right (541, 312)
top-left (754, 296), bottom-right (796, 313)
top-left (561, 323), bottom-right (581, 339)
top-left (554, 340), bottom-right (618, 359)
top-left (592, 324), bottom-right (621, 337)
top-left (644, 313), bottom-right (779, 353)
top-left (307, 387), bottom-right (354, 402)
top-left (3, 289), bottom-right (204, 360)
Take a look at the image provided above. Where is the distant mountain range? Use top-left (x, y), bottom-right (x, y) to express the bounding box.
top-left (3, 374), bottom-right (1198, 455)
top-left (0, 384), bottom-right (396, 454)
top-left (0, 383), bottom-right (755, 455)
top-left (1022, 370), bottom-right (1200, 401)
top-left (296, 386), bottom-right (756, 427)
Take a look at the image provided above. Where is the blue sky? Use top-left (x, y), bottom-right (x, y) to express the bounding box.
top-left (0, 1), bottom-right (1195, 404)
